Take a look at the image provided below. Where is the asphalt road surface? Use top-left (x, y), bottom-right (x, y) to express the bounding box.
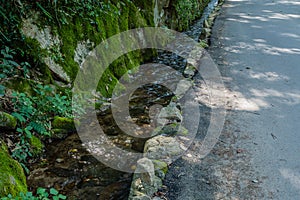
top-left (165, 0), bottom-right (300, 199)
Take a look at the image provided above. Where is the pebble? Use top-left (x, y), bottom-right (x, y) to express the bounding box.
top-left (252, 179), bottom-right (259, 183)
top-left (186, 153), bottom-right (193, 158)
top-left (56, 158), bottom-right (64, 163)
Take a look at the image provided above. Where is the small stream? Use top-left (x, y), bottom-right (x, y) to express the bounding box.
top-left (27, 1), bottom-right (219, 199)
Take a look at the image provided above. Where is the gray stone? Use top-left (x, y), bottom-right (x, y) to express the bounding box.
top-left (22, 15), bottom-right (71, 82)
top-left (132, 194), bottom-right (151, 200)
top-left (129, 158), bottom-right (162, 199)
top-left (144, 135), bottom-right (182, 164)
top-left (175, 79), bottom-right (193, 99)
top-left (183, 63), bottom-right (197, 78)
top-left (51, 129), bottom-right (70, 139)
top-left (153, 197), bottom-right (164, 200)
top-left (74, 40), bottom-right (94, 67)
top-left (152, 160), bottom-right (168, 179)
top-left (157, 102), bottom-right (182, 126)
top-left (43, 57), bottom-right (70, 82)
top-left (154, 0), bottom-right (170, 27)
top-left (22, 16), bottom-right (60, 49)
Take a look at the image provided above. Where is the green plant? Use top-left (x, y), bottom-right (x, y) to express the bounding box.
top-left (12, 85), bottom-right (83, 135)
top-left (11, 135), bottom-right (32, 174)
top-left (0, 43), bottom-right (30, 78)
top-left (1, 187), bottom-right (67, 200)
top-left (199, 39), bottom-right (209, 48)
top-left (0, 46), bottom-right (31, 96)
top-left (0, 47), bottom-right (20, 77)
top-left (31, 0), bottom-right (120, 26)
top-left (10, 84), bottom-right (84, 168)
top-left (175, 0), bottom-right (210, 31)
top-left (0, 81), bottom-right (5, 96)
top-left (175, 0), bottom-right (197, 30)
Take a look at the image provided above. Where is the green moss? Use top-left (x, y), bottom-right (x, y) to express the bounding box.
top-left (51, 129), bottom-right (70, 139)
top-left (179, 126), bottom-right (189, 135)
top-left (2, 77), bottom-right (35, 95)
top-left (0, 140), bottom-right (27, 197)
top-left (97, 69), bottom-right (119, 97)
top-left (55, 5), bottom-right (122, 84)
top-left (9, 0), bottom-right (210, 100)
top-left (52, 116), bottom-right (78, 131)
top-left (165, 0), bottom-right (211, 31)
top-left (19, 1), bottom-right (156, 98)
top-left (56, 22), bottom-right (80, 82)
top-left (152, 160), bottom-right (168, 174)
top-left (117, 2), bottom-right (129, 32)
top-left (130, 0), bottom-right (155, 26)
top-left (23, 37), bottom-right (53, 84)
top-left (29, 136), bottom-right (44, 156)
top-left (103, 15), bottom-right (120, 38)
top-left (126, 51), bottom-right (143, 70)
top-left (0, 111), bottom-right (17, 130)
top-left (128, 3), bottom-right (149, 28)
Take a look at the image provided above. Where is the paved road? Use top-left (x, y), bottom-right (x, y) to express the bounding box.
top-left (165, 0), bottom-right (300, 199)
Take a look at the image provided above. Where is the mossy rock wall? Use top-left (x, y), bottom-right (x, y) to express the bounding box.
top-left (0, 140), bottom-right (27, 197)
top-left (132, 0), bottom-right (211, 31)
top-left (19, 0), bottom-right (211, 97)
top-left (165, 0), bottom-right (212, 31)
top-left (20, 1), bottom-right (152, 97)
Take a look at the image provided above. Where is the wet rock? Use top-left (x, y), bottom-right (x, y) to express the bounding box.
top-left (43, 57), bottom-right (71, 82)
top-left (45, 167), bottom-right (75, 177)
top-left (52, 116), bottom-right (78, 131)
top-left (183, 63), bottom-right (197, 78)
top-left (144, 136), bottom-right (182, 164)
top-left (157, 102), bottom-right (182, 126)
top-left (0, 140), bottom-right (27, 196)
top-left (51, 129), bottom-right (70, 139)
top-left (0, 111), bottom-right (17, 130)
top-left (97, 181), bottom-right (131, 200)
top-left (174, 79), bottom-right (193, 99)
top-left (152, 160), bottom-right (168, 179)
top-left (131, 194), bottom-right (152, 200)
top-left (151, 123), bottom-right (188, 137)
top-left (129, 158), bottom-right (162, 199)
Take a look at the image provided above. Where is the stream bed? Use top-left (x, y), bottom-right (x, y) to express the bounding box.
top-left (27, 1), bottom-right (219, 199)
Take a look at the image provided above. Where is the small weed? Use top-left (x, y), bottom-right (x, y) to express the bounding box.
top-left (1, 187), bottom-right (67, 200)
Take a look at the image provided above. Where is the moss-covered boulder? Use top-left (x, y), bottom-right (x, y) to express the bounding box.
top-left (0, 111), bottom-right (17, 130)
top-left (152, 159), bottom-right (168, 179)
top-left (52, 116), bottom-right (79, 131)
top-left (29, 135), bottom-right (44, 156)
top-left (0, 140), bottom-right (27, 197)
top-left (129, 158), bottom-right (162, 199)
top-left (51, 129), bottom-right (70, 140)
